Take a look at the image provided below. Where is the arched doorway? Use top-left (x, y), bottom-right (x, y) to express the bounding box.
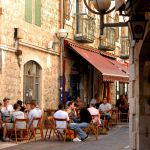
top-left (139, 31), bottom-right (150, 149)
top-left (23, 61), bottom-right (41, 104)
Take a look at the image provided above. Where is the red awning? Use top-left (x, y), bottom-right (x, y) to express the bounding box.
top-left (106, 58), bottom-right (129, 75)
top-left (67, 44), bottom-right (129, 82)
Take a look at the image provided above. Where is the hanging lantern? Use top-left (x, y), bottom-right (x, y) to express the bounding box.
top-left (130, 15), bottom-right (147, 42)
top-left (93, 0), bottom-right (111, 12)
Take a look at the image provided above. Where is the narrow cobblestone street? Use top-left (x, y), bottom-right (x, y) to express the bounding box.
top-left (0, 123), bottom-right (129, 150)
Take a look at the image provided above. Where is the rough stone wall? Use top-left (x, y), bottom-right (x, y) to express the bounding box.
top-left (64, 58), bottom-right (74, 93)
top-left (21, 45), bottom-right (59, 109)
top-left (0, 0), bottom-right (60, 109)
top-left (110, 82), bottom-right (116, 106)
top-left (0, 50), bottom-right (21, 102)
top-left (129, 21), bottom-right (150, 150)
top-left (0, 0), bottom-right (59, 47)
top-left (43, 55), bottom-right (59, 109)
top-left (0, 47), bottom-right (59, 109)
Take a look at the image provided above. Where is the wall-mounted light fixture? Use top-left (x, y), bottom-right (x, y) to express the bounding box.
top-left (14, 28), bottom-right (23, 40)
top-left (56, 29), bottom-right (68, 40)
top-left (129, 15), bottom-right (147, 42)
top-left (14, 28), bottom-right (23, 67)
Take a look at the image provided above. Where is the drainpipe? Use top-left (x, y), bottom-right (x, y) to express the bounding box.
top-left (59, 0), bottom-right (64, 105)
top-left (76, 0), bottom-right (79, 33)
top-left (60, 0), bottom-right (64, 28)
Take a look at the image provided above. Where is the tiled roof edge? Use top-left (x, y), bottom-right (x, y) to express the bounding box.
top-left (65, 38), bottom-right (117, 59)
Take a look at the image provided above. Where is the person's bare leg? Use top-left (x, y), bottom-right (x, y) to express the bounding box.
top-left (2, 125), bottom-right (7, 140)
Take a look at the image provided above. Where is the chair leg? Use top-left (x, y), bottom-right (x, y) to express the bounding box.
top-left (96, 126), bottom-right (99, 140)
top-left (52, 130), bottom-right (55, 141)
top-left (92, 126), bottom-right (98, 140)
top-left (94, 129), bottom-right (97, 140)
top-left (10, 130), bottom-right (13, 141)
top-left (33, 129), bottom-right (36, 142)
top-left (49, 130), bottom-right (51, 139)
top-left (27, 129), bottom-right (30, 143)
top-left (64, 132), bottom-right (66, 142)
top-left (40, 128), bottom-right (44, 140)
top-left (15, 129), bottom-right (17, 144)
top-left (20, 130), bottom-right (23, 142)
top-left (45, 129), bottom-right (48, 139)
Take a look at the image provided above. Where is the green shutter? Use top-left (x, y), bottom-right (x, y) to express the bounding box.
top-left (35, 0), bottom-right (41, 26)
top-left (25, 0), bottom-right (32, 23)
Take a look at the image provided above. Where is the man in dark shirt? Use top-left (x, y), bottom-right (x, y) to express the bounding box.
top-left (68, 106), bottom-right (92, 141)
top-left (79, 108), bottom-right (92, 123)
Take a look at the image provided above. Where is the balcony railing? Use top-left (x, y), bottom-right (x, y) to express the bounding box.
top-left (74, 14), bottom-right (95, 43)
top-left (120, 36), bottom-right (129, 59)
top-left (99, 27), bottom-right (115, 51)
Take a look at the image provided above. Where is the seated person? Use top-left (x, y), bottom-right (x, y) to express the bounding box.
top-left (1, 97), bottom-right (13, 122)
top-left (53, 104), bottom-right (69, 133)
top-left (0, 101), bottom-right (3, 128)
top-left (99, 98), bottom-right (111, 128)
top-left (95, 96), bottom-right (101, 109)
top-left (0, 111), bottom-right (2, 139)
top-left (68, 104), bottom-right (92, 142)
top-left (28, 101), bottom-right (42, 128)
top-left (0, 113), bottom-right (2, 124)
top-left (75, 97), bottom-right (83, 108)
top-left (90, 94), bottom-right (97, 106)
top-left (66, 101), bottom-right (79, 123)
top-left (17, 100), bottom-right (26, 112)
top-left (87, 103), bottom-right (101, 125)
top-left (118, 95), bottom-right (129, 121)
top-left (2, 103), bottom-right (25, 142)
top-left (0, 100), bottom-right (2, 110)
top-left (24, 103), bottom-right (31, 118)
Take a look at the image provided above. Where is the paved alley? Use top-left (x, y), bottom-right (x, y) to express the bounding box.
top-left (0, 123), bottom-right (129, 150)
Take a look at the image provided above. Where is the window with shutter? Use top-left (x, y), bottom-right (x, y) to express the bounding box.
top-left (25, 0), bottom-right (41, 26)
top-left (25, 0), bottom-right (32, 23)
top-left (35, 0), bottom-right (41, 26)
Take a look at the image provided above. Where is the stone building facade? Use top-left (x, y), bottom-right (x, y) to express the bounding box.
top-left (125, 1), bottom-right (150, 149)
top-left (129, 14), bottom-right (150, 150)
top-left (0, 0), bottom-right (129, 109)
top-left (63, 0), bottom-right (129, 104)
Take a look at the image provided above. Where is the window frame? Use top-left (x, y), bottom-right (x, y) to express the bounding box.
top-left (25, 0), bottom-right (42, 27)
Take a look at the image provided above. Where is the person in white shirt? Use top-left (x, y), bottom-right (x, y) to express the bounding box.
top-left (88, 103), bottom-right (101, 125)
top-left (53, 104), bottom-right (69, 133)
top-left (99, 98), bottom-right (111, 127)
top-left (1, 97), bottom-right (13, 122)
top-left (28, 101), bottom-right (42, 128)
top-left (2, 103), bottom-right (25, 142)
top-left (90, 94), bottom-right (97, 105)
top-left (0, 102), bottom-right (2, 129)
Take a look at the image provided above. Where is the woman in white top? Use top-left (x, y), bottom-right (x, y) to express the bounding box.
top-left (2, 103), bottom-right (25, 142)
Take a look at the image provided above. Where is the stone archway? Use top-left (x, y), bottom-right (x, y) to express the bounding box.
top-left (23, 60), bottom-right (41, 104)
top-left (139, 31), bottom-right (150, 149)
